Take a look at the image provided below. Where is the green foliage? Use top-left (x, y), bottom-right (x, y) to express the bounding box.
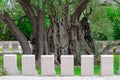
top-left (17, 18), bottom-right (32, 40)
top-left (17, 17), bottom-right (50, 40)
top-left (0, 22), bottom-right (15, 41)
top-left (93, 32), bottom-right (108, 40)
top-left (86, 0), bottom-right (113, 41)
top-left (0, 0), bottom-right (118, 41)
top-left (0, 67), bottom-right (7, 76)
top-left (106, 6), bottom-right (120, 21)
top-left (0, 0), bottom-right (23, 41)
top-left (0, 0), bottom-right (7, 11)
top-left (113, 18), bottom-right (120, 40)
top-left (0, 0), bottom-right (50, 40)
top-left (106, 7), bottom-right (120, 40)
top-left (45, 16), bottom-right (50, 29)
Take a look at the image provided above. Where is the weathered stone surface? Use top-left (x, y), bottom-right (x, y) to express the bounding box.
top-left (100, 55), bottom-right (114, 76)
top-left (61, 55), bottom-right (74, 76)
top-left (4, 55), bottom-right (19, 75)
top-left (96, 42), bottom-right (103, 52)
top-left (22, 55), bottom-right (38, 76)
top-left (2, 42), bottom-right (11, 54)
top-left (81, 55), bottom-right (94, 76)
top-left (41, 55), bottom-right (55, 76)
top-left (12, 43), bottom-right (19, 54)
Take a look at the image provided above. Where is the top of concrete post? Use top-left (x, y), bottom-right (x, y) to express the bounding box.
top-left (81, 55), bottom-right (94, 57)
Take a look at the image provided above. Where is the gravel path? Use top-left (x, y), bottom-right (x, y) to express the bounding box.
top-left (0, 76), bottom-right (120, 80)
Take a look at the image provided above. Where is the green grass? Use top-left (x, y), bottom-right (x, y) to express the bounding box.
top-left (0, 54), bottom-right (119, 75)
top-left (0, 55), bottom-right (3, 68)
top-left (94, 64), bottom-right (100, 75)
top-left (0, 48), bottom-right (2, 52)
top-left (17, 54), bottom-right (22, 73)
top-left (55, 66), bottom-right (61, 75)
top-left (74, 66), bottom-right (81, 75)
top-left (114, 55), bottom-right (119, 74)
top-left (9, 48), bottom-right (12, 51)
top-left (0, 47), bottom-right (12, 52)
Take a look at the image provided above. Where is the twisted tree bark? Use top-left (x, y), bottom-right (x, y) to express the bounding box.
top-left (0, 0), bottom-right (97, 65)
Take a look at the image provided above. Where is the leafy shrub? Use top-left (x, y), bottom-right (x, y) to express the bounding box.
top-left (113, 18), bottom-right (120, 40)
top-left (0, 22), bottom-right (15, 41)
top-left (17, 17), bottom-right (50, 40)
top-left (106, 7), bottom-right (120, 40)
top-left (93, 32), bottom-right (108, 40)
top-left (89, 4), bottom-right (113, 41)
top-left (17, 18), bottom-right (32, 40)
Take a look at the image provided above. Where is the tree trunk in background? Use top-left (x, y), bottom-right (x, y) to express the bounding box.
top-left (29, 11), bottom-right (49, 66)
top-left (1, 0), bottom-right (119, 65)
top-left (35, 11), bottom-right (48, 61)
top-left (69, 17), bottom-right (92, 65)
top-left (1, 12), bottom-right (31, 54)
top-left (0, 0), bottom-right (95, 65)
top-left (48, 18), bottom-right (60, 64)
top-left (48, 16), bottom-right (93, 65)
top-left (48, 16), bottom-right (69, 65)
top-left (18, 0), bottom-right (49, 64)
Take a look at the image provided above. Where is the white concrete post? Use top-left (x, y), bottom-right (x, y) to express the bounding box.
top-left (41, 55), bottom-right (55, 76)
top-left (100, 55), bottom-right (114, 76)
top-left (22, 55), bottom-right (38, 76)
top-left (12, 43), bottom-right (19, 54)
top-left (81, 55), bottom-right (94, 76)
top-left (61, 55), bottom-right (74, 76)
top-left (2, 42), bottom-right (10, 54)
top-left (4, 54), bottom-right (19, 75)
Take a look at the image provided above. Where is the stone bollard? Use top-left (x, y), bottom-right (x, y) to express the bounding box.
top-left (4, 54), bottom-right (19, 75)
top-left (2, 42), bottom-right (11, 54)
top-left (81, 55), bottom-right (94, 76)
top-left (41, 55), bottom-right (55, 76)
top-left (100, 55), bottom-right (114, 76)
top-left (12, 43), bottom-right (19, 54)
top-left (61, 55), bottom-right (74, 76)
top-left (22, 55), bottom-right (38, 76)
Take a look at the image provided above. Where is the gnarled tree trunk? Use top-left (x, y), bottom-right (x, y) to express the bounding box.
top-left (1, 0), bottom-right (97, 66)
top-left (1, 12), bottom-right (31, 54)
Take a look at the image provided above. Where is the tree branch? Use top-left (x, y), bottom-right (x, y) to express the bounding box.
top-left (13, 15), bottom-right (26, 21)
top-left (17, 0), bottom-right (37, 29)
top-left (1, 11), bottom-right (32, 54)
top-left (72, 0), bottom-right (90, 20)
top-left (101, 40), bottom-right (120, 55)
top-left (113, 0), bottom-right (120, 4)
top-left (18, 0), bottom-right (30, 5)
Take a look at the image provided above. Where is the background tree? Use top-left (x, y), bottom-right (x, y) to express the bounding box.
top-left (1, 0), bottom-right (119, 65)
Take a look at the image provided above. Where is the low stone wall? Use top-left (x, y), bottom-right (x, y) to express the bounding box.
top-left (0, 41), bottom-right (120, 54)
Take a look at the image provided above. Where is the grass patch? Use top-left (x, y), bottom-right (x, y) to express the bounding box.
top-left (94, 64), bottom-right (100, 75)
top-left (0, 55), bottom-right (3, 67)
top-left (55, 66), bottom-right (61, 75)
top-left (0, 54), bottom-right (119, 75)
top-left (114, 55), bottom-right (119, 74)
top-left (0, 48), bottom-right (2, 52)
top-left (74, 66), bottom-right (81, 75)
top-left (17, 54), bottom-right (22, 73)
top-left (0, 47), bottom-right (12, 52)
top-left (9, 48), bottom-right (12, 51)
top-left (36, 66), bottom-right (41, 75)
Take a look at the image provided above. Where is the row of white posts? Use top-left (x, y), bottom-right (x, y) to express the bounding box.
top-left (4, 55), bottom-right (114, 76)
